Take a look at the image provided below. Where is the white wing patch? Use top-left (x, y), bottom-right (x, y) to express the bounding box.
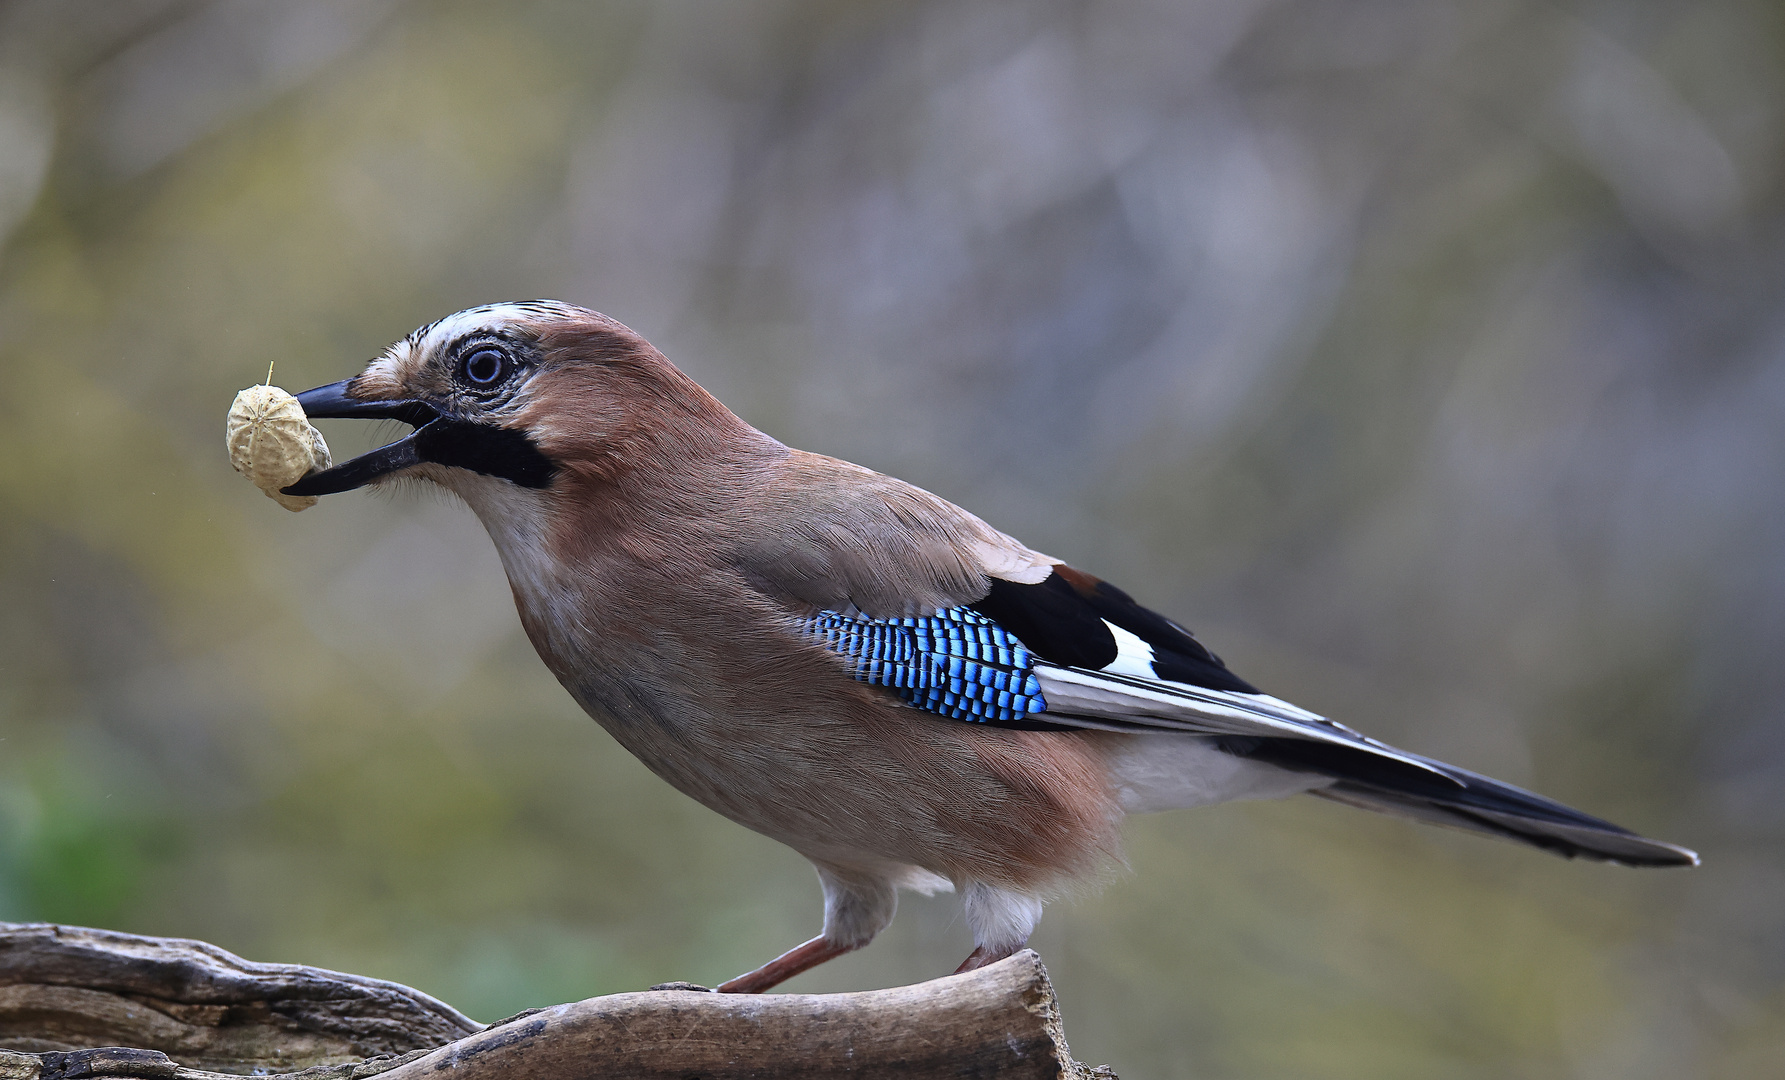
top-left (1101, 620), bottom-right (1158, 679)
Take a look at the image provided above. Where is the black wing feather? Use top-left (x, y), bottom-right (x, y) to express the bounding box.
top-left (970, 568), bottom-right (1258, 693)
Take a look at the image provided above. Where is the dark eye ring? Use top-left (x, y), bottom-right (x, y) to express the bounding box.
top-left (461, 347), bottom-right (510, 388)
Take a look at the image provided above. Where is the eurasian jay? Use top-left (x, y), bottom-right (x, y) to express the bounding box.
top-left (284, 301), bottom-right (1697, 993)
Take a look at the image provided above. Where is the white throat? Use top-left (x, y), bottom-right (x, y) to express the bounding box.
top-left (424, 465), bottom-right (563, 619)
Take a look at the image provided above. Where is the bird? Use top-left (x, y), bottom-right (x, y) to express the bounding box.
top-left (283, 300), bottom-right (1697, 993)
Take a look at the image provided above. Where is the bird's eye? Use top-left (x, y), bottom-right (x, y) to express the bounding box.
top-left (460, 347), bottom-right (510, 388)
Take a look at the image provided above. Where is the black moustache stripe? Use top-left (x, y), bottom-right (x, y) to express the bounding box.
top-left (417, 420), bottom-right (557, 488)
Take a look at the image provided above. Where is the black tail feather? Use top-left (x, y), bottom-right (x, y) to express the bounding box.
top-left (1224, 736), bottom-right (1698, 867)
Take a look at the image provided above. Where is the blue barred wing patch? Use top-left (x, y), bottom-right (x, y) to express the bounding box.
top-left (803, 607), bottom-right (1047, 723)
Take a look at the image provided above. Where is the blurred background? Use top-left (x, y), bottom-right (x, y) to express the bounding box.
top-left (0, 1), bottom-right (1779, 1076)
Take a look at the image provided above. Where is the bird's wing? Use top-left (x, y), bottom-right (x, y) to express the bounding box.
top-left (735, 453), bottom-right (1438, 767)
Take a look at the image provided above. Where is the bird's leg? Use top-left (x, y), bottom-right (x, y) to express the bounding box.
top-left (953, 940), bottom-right (1023, 974)
top-left (716, 863), bottom-right (898, 993)
top-left (716, 935), bottom-right (857, 993)
top-left (956, 882), bottom-right (1042, 975)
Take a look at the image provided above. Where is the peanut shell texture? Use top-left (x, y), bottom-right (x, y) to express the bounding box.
top-left (226, 384), bottom-right (331, 512)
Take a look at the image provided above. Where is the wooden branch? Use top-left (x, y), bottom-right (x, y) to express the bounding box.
top-left (0, 924), bottom-right (1115, 1079)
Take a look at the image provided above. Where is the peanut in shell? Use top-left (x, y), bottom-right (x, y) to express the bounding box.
top-left (226, 384), bottom-right (331, 512)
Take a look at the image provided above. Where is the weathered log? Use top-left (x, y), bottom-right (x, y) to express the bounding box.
top-left (0, 923), bottom-right (1115, 1079)
top-left (0, 924), bottom-right (478, 1070)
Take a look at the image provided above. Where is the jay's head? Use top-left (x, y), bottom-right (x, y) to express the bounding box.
top-left (285, 301), bottom-right (760, 502)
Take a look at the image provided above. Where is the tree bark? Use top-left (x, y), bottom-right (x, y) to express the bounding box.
top-left (0, 924), bottom-right (1114, 1079)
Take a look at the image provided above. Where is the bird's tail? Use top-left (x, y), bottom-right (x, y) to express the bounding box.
top-left (1223, 737), bottom-right (1699, 867)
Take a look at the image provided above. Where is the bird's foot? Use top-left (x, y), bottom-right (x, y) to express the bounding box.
top-left (953, 942), bottom-right (1020, 974)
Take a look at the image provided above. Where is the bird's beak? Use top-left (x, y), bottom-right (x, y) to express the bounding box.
top-left (280, 380), bottom-right (442, 496)
top-left (281, 379), bottom-right (557, 496)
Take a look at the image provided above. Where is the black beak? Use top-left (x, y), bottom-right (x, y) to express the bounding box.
top-left (281, 381), bottom-right (442, 497)
top-left (291, 380), bottom-right (441, 427)
top-left (281, 379), bottom-right (557, 496)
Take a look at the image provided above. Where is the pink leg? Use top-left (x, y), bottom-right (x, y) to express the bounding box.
top-left (717, 935), bottom-right (857, 994)
top-left (953, 940), bottom-right (1023, 975)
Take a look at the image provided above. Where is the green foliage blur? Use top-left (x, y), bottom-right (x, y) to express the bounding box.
top-left (1, 2), bottom-right (1781, 1076)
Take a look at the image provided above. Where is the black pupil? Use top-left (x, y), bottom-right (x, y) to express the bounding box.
top-left (464, 348), bottom-right (506, 386)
